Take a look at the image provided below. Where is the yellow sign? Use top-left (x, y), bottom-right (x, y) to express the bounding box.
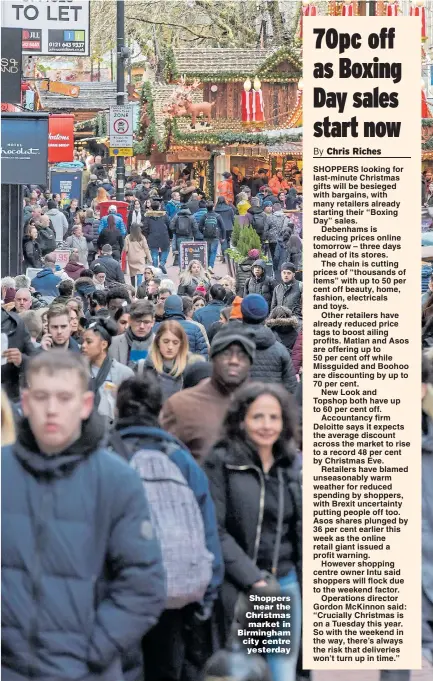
top-left (109, 147), bottom-right (134, 157)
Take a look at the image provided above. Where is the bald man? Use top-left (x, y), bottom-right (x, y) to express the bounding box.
top-left (14, 289), bottom-right (32, 314)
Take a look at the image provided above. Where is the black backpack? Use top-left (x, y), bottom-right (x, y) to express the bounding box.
top-left (252, 212), bottom-right (266, 236)
top-left (176, 214), bottom-right (192, 237)
top-left (37, 227), bottom-right (57, 255)
top-left (202, 214), bottom-right (218, 239)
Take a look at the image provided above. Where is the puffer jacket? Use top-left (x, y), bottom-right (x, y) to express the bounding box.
top-left (22, 236), bottom-right (43, 269)
top-left (155, 312), bottom-right (208, 357)
top-left (235, 257), bottom-right (255, 296)
top-left (141, 211), bottom-right (171, 251)
top-left (214, 201), bottom-right (235, 234)
top-left (243, 259), bottom-right (274, 308)
top-left (271, 279), bottom-right (302, 319)
top-left (291, 330), bottom-right (303, 374)
top-left (240, 321), bottom-right (297, 393)
top-left (193, 300), bottom-right (226, 334)
top-left (264, 210), bottom-right (292, 244)
top-left (266, 315), bottom-right (299, 352)
top-left (1, 413), bottom-right (166, 681)
top-left (83, 219), bottom-right (100, 254)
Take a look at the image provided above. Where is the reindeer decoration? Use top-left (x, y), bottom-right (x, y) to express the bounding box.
top-left (163, 76), bottom-right (215, 130)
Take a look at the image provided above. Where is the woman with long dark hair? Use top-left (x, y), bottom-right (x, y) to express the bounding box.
top-left (22, 221), bottom-right (43, 269)
top-left (96, 213), bottom-right (124, 261)
top-left (205, 382), bottom-right (302, 681)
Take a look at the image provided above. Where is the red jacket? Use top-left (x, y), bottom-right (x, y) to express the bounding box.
top-left (291, 329), bottom-right (303, 374)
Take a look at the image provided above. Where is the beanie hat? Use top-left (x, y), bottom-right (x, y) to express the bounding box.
top-left (182, 361), bottom-right (213, 390)
top-left (92, 263), bottom-right (106, 275)
top-left (210, 325), bottom-right (255, 363)
top-left (241, 294), bottom-right (269, 324)
top-left (263, 200), bottom-right (273, 208)
top-left (230, 296), bottom-right (243, 320)
top-left (248, 248), bottom-right (260, 259)
top-left (108, 205), bottom-right (117, 213)
top-left (164, 295), bottom-right (184, 317)
top-left (4, 287), bottom-right (16, 304)
top-left (222, 171), bottom-right (232, 179)
top-left (281, 261), bottom-right (296, 273)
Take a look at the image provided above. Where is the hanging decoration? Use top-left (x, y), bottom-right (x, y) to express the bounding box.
top-left (386, 0), bottom-right (399, 16)
top-left (162, 76), bottom-right (215, 130)
top-left (241, 77), bottom-right (265, 127)
top-left (342, 0), bottom-right (354, 16)
top-left (410, 0), bottom-right (427, 41)
top-left (300, 0), bottom-right (317, 40)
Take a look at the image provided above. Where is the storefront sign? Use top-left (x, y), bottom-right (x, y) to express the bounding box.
top-left (166, 150), bottom-right (211, 162)
top-left (1, 0), bottom-right (90, 56)
top-left (50, 168), bottom-right (82, 203)
top-left (1, 28), bottom-right (23, 104)
top-left (1, 113), bottom-right (48, 185)
top-left (53, 249), bottom-right (70, 268)
top-left (48, 115), bottom-right (74, 162)
top-left (180, 241), bottom-right (208, 271)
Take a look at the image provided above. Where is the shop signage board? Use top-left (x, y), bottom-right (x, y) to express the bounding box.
top-left (53, 250), bottom-right (70, 268)
top-left (1, 28), bottom-right (23, 104)
top-left (109, 105), bottom-right (134, 148)
top-left (48, 115), bottom-right (75, 163)
top-left (1, 0), bottom-right (90, 56)
top-left (1, 113), bottom-right (48, 185)
top-left (180, 241), bottom-right (208, 271)
top-left (49, 167), bottom-right (83, 204)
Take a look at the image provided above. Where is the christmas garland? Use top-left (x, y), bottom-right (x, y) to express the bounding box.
top-left (164, 46), bottom-right (179, 83)
top-left (168, 118), bottom-right (302, 147)
top-left (257, 47), bottom-right (302, 79)
top-left (422, 119), bottom-right (433, 127)
top-left (95, 111), bottom-right (107, 137)
top-left (136, 81), bottom-right (160, 155)
top-left (75, 117), bottom-right (96, 131)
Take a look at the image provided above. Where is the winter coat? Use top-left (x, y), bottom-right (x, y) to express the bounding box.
top-left (66, 234), bottom-right (89, 266)
top-left (155, 312), bottom-right (208, 358)
top-left (235, 257), bottom-right (256, 296)
top-left (142, 358), bottom-right (184, 402)
top-left (109, 332), bottom-right (154, 367)
top-left (63, 205), bottom-right (80, 231)
top-left (83, 219), bottom-right (100, 254)
top-left (1, 414), bottom-right (166, 681)
top-left (31, 267), bottom-right (62, 298)
top-left (92, 255), bottom-right (125, 285)
top-left (266, 316), bottom-right (299, 353)
top-left (165, 199), bottom-right (182, 220)
top-left (193, 300), bottom-right (226, 333)
top-left (128, 208), bottom-right (144, 230)
top-left (1, 309), bottom-right (36, 401)
top-left (285, 188), bottom-right (302, 211)
top-left (204, 438), bottom-right (302, 644)
top-left (217, 179), bottom-right (234, 204)
top-left (243, 259), bottom-right (274, 308)
top-left (110, 423), bottom-right (224, 609)
top-left (268, 175), bottom-right (290, 196)
top-left (97, 228), bottom-right (124, 261)
top-left (64, 261), bottom-right (86, 280)
top-left (84, 180), bottom-right (99, 205)
top-left (170, 208), bottom-right (197, 239)
top-left (36, 225), bottom-right (57, 256)
top-left (245, 206), bottom-right (269, 238)
top-left (158, 183), bottom-right (173, 203)
top-left (271, 280), bottom-right (302, 319)
top-left (46, 208), bottom-right (68, 242)
top-left (215, 202), bottom-right (235, 234)
top-left (123, 235), bottom-right (152, 276)
top-left (193, 207), bottom-right (207, 229)
top-left (186, 198), bottom-right (200, 214)
top-left (240, 321), bottom-right (298, 393)
top-left (142, 211), bottom-right (171, 251)
top-left (236, 200), bottom-right (251, 216)
top-left (286, 233), bottom-right (303, 271)
top-left (251, 175), bottom-right (268, 197)
top-left (291, 330), bottom-right (302, 374)
top-left (92, 359), bottom-right (134, 424)
top-left (98, 214), bottom-right (126, 237)
top-left (22, 236), bottom-right (42, 269)
top-left (198, 211), bottom-right (226, 241)
top-left (177, 276), bottom-right (210, 298)
top-left (264, 210), bottom-right (292, 244)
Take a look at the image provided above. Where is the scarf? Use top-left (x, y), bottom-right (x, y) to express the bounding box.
top-left (125, 326), bottom-right (153, 367)
top-left (89, 355), bottom-right (113, 408)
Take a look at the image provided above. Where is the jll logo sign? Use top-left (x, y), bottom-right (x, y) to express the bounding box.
top-left (48, 114), bottom-right (74, 163)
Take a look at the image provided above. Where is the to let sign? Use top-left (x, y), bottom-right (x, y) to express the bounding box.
top-left (109, 105), bottom-right (134, 149)
top-left (1, 28), bottom-right (23, 104)
top-left (1, 0), bottom-right (90, 56)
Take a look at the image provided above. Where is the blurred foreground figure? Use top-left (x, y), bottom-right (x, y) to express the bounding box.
top-left (1, 350), bottom-right (166, 681)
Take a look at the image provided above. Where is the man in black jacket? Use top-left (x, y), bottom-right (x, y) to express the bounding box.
top-left (84, 174), bottom-right (99, 205)
top-left (239, 294), bottom-right (297, 394)
top-left (1, 308), bottom-right (36, 401)
top-left (243, 259), bottom-right (275, 310)
top-left (271, 262), bottom-right (302, 319)
top-left (91, 245), bottom-right (125, 285)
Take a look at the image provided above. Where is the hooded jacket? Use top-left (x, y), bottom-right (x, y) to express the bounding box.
top-left (31, 267), bottom-right (62, 298)
top-left (92, 255), bottom-right (124, 285)
top-left (243, 259), bottom-right (274, 307)
top-left (1, 309), bottom-right (36, 401)
top-left (271, 279), bottom-right (302, 319)
top-left (22, 236), bottom-right (42, 269)
top-left (142, 210), bottom-right (171, 251)
top-left (245, 206), bottom-right (268, 237)
top-left (165, 199), bottom-right (182, 220)
top-left (204, 437), bottom-right (301, 644)
top-left (64, 260), bottom-right (86, 280)
top-left (46, 208), bottom-right (68, 242)
top-left (98, 214), bottom-right (126, 237)
top-left (169, 208), bottom-right (197, 239)
top-left (193, 299), bottom-right (226, 334)
top-left (2, 413), bottom-right (166, 681)
top-left (215, 200), bottom-right (235, 233)
top-left (264, 210), bottom-right (292, 244)
top-left (241, 321), bottom-right (297, 393)
top-left (156, 297), bottom-right (208, 357)
top-left (266, 315), bottom-right (299, 352)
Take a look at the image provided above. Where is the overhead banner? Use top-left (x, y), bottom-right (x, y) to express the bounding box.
top-left (48, 115), bottom-right (74, 163)
top-left (1, 28), bottom-right (23, 104)
top-left (1, 113), bottom-right (48, 185)
top-left (1, 0), bottom-right (90, 56)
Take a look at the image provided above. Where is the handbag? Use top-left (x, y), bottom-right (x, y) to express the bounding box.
top-left (234, 468), bottom-right (285, 626)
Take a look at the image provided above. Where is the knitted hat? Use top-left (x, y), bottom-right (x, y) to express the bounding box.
top-left (183, 361), bottom-right (213, 389)
top-left (210, 325), bottom-right (255, 363)
top-left (281, 261), bottom-right (296, 273)
top-left (92, 263), bottom-right (106, 275)
top-left (248, 249), bottom-right (260, 259)
top-left (262, 200), bottom-right (273, 208)
top-left (4, 287), bottom-right (16, 304)
top-left (241, 294), bottom-right (269, 324)
top-left (230, 296), bottom-right (243, 320)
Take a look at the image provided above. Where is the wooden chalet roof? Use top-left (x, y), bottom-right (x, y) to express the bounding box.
top-left (172, 47), bottom-right (301, 79)
top-left (39, 82), bottom-right (117, 111)
top-left (152, 84), bottom-right (203, 135)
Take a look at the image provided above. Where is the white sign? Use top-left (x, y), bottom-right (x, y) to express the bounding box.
top-left (1, 0), bottom-right (90, 56)
top-left (109, 105), bottom-right (134, 148)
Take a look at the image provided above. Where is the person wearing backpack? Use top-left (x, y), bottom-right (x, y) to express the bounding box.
top-left (111, 373), bottom-right (224, 681)
top-left (246, 198), bottom-right (269, 245)
top-left (36, 214), bottom-right (57, 256)
top-left (198, 202), bottom-right (226, 274)
top-left (170, 206), bottom-right (198, 269)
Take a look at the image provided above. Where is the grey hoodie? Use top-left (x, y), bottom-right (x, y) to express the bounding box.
top-left (46, 208), bottom-right (68, 242)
